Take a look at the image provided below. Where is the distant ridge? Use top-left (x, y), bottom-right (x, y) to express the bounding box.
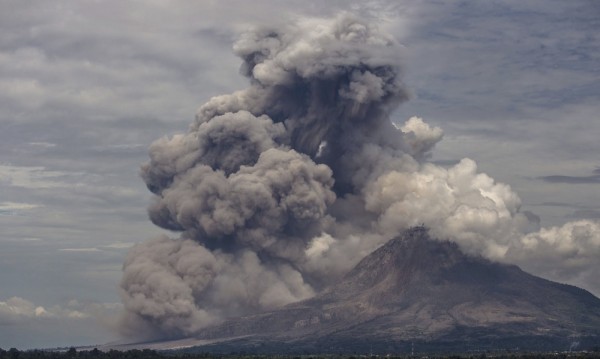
top-left (144, 228), bottom-right (600, 353)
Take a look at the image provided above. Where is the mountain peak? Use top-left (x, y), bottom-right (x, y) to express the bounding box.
top-left (343, 226), bottom-right (463, 281)
top-left (324, 226), bottom-right (503, 301)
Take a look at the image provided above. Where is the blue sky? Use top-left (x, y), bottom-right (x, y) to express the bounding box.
top-left (1, 0), bottom-right (599, 349)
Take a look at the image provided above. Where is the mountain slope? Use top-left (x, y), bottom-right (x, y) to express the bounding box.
top-left (184, 227), bottom-right (600, 353)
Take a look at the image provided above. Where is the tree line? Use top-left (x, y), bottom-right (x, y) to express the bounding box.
top-left (1, 347), bottom-right (599, 359)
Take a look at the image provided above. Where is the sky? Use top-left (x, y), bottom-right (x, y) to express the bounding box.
top-left (1, 0), bottom-right (599, 350)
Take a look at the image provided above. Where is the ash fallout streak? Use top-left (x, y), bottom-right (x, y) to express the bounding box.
top-left (119, 14), bottom-right (600, 339)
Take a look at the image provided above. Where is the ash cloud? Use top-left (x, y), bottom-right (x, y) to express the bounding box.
top-left (120, 13), bottom-right (600, 339)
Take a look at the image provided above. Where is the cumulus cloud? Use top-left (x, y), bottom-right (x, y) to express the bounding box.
top-left (0, 296), bottom-right (119, 325)
top-left (0, 297), bottom-right (54, 324)
top-left (0, 296), bottom-right (122, 349)
top-left (398, 116), bottom-right (443, 158)
top-left (120, 13), bottom-right (600, 339)
top-left (508, 220), bottom-right (600, 286)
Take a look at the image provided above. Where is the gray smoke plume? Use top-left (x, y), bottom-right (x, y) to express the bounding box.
top-left (119, 13), bottom-right (600, 339)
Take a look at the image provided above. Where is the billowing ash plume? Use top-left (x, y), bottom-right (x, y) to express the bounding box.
top-left (119, 14), bottom-right (600, 339)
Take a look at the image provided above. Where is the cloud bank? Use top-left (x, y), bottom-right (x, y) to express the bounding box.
top-left (0, 296), bottom-right (121, 349)
top-left (119, 14), bottom-right (600, 339)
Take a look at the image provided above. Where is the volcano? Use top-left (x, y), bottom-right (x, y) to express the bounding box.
top-left (174, 227), bottom-right (600, 353)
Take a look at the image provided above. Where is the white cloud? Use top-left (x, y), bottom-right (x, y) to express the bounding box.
top-left (507, 220), bottom-right (600, 288)
top-left (0, 164), bottom-right (78, 189)
top-left (0, 296), bottom-right (122, 349)
top-left (103, 242), bottom-right (135, 249)
top-left (0, 297), bottom-right (100, 324)
top-left (0, 201), bottom-right (42, 216)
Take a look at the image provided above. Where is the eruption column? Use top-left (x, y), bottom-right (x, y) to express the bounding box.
top-left (119, 14), bottom-right (578, 339)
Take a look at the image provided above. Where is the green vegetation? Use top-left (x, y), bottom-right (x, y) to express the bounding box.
top-left (1, 348), bottom-right (600, 359)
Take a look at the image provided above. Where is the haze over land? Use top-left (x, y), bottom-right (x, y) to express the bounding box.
top-left (1, 0), bottom-right (599, 349)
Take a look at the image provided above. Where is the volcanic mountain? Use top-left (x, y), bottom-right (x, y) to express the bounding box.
top-left (174, 227), bottom-right (600, 353)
